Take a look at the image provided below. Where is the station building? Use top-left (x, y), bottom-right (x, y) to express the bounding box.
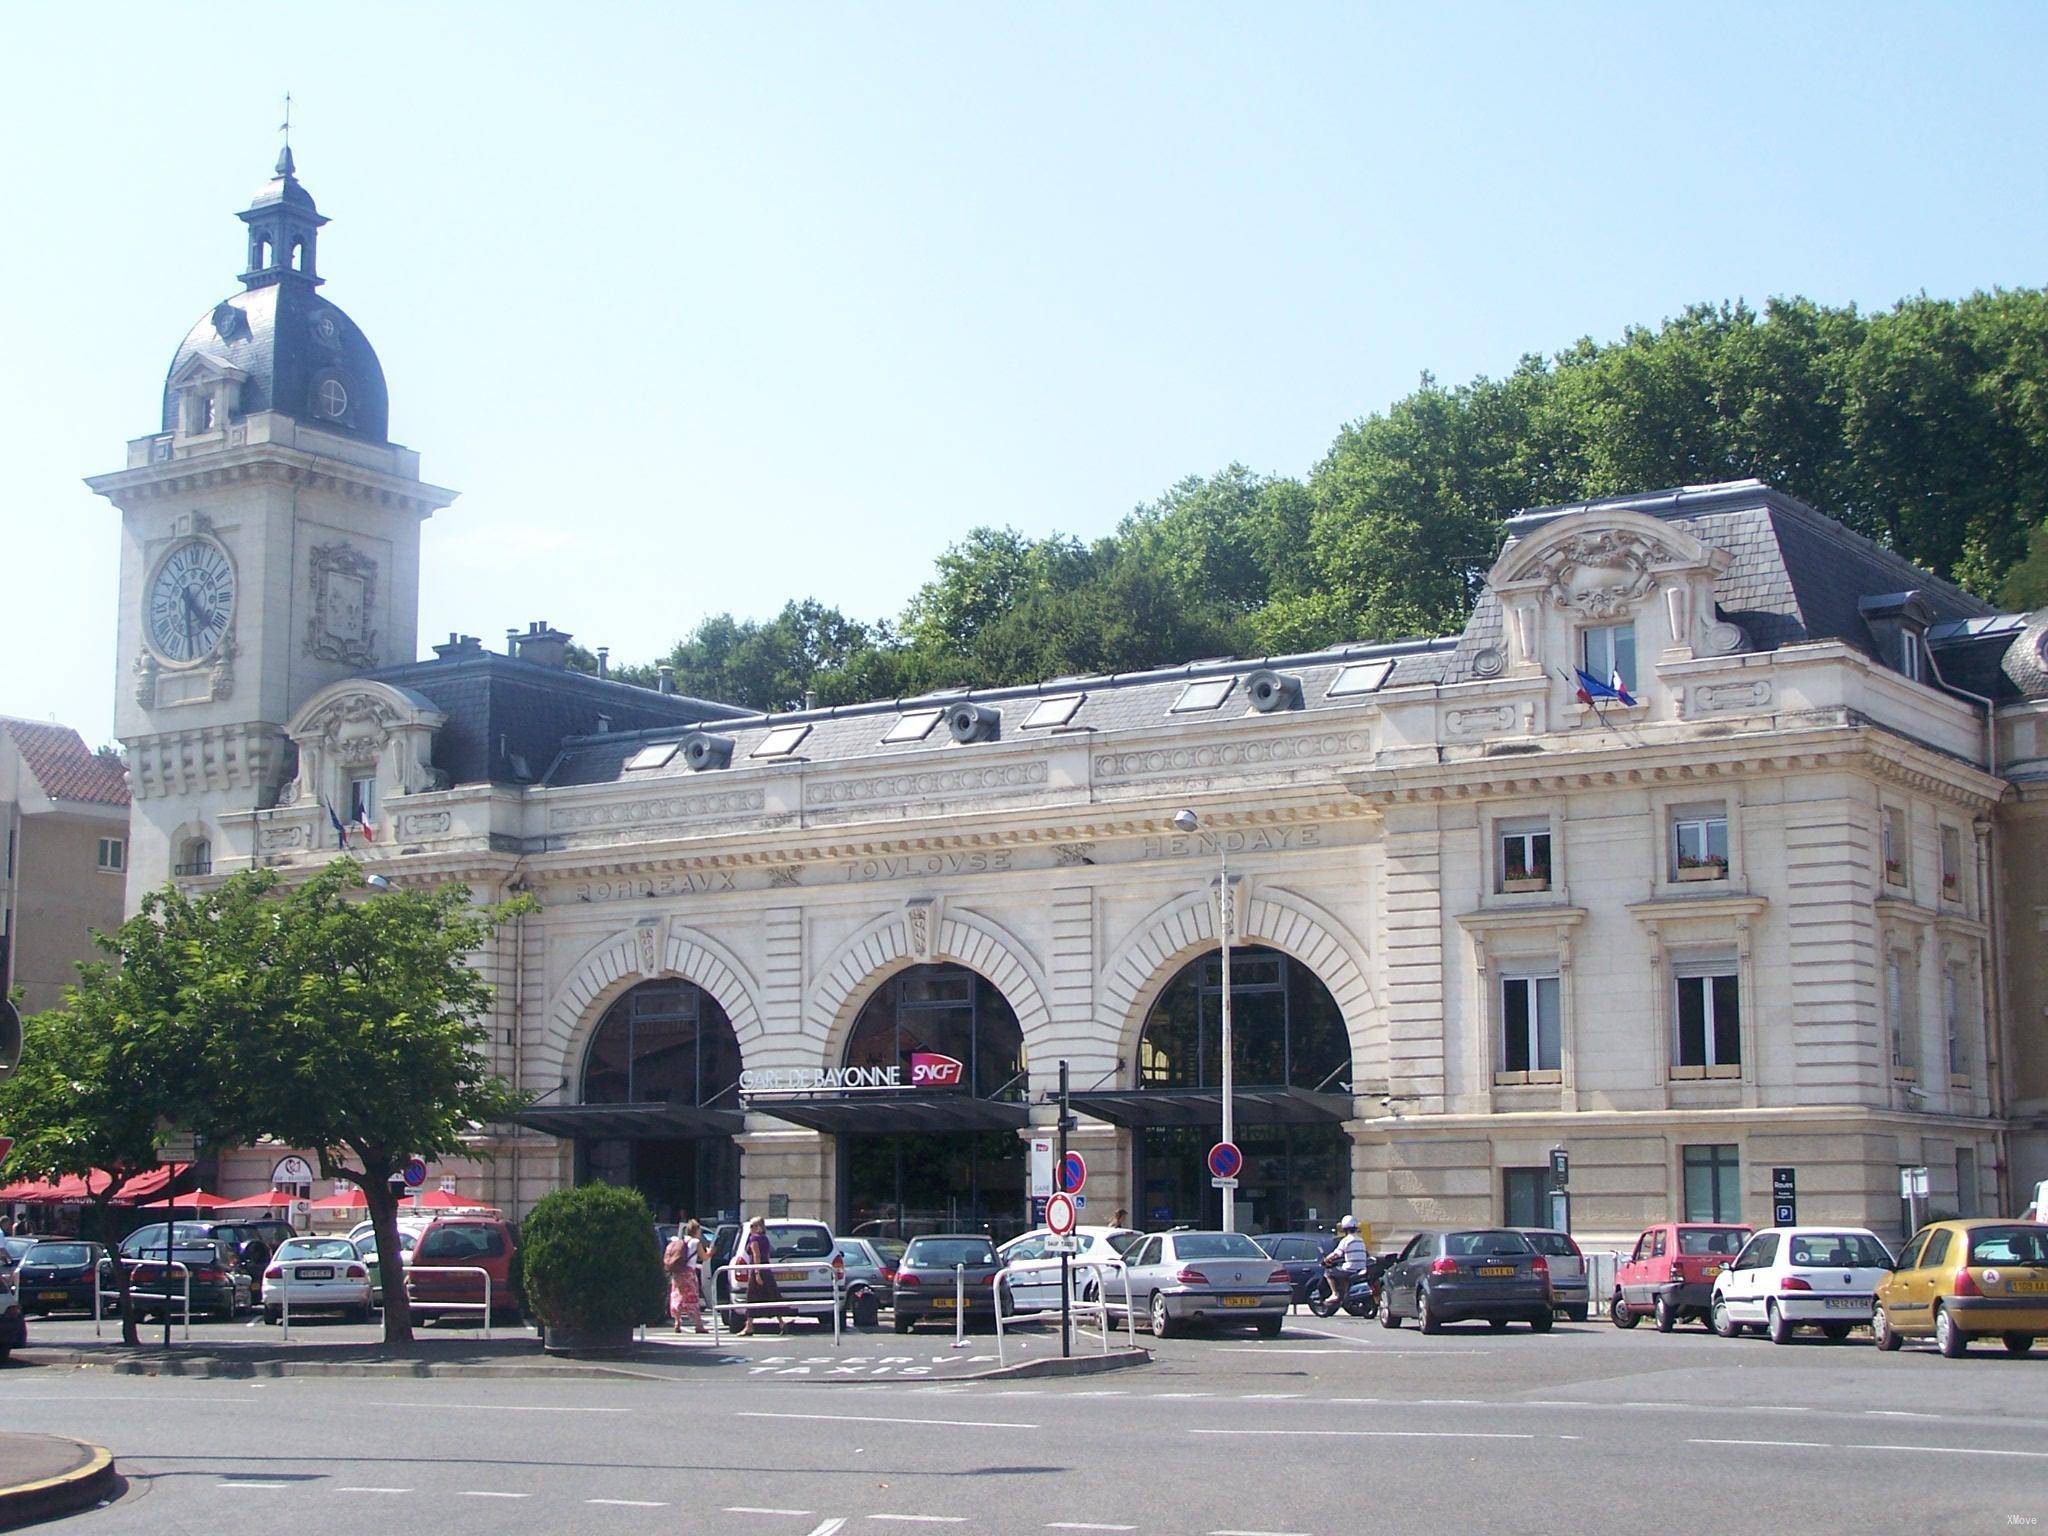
top-left (93, 153), bottom-right (2048, 1241)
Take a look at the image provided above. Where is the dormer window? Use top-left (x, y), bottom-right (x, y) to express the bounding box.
top-left (1581, 623), bottom-right (1637, 693)
top-left (315, 377), bottom-right (349, 419)
top-left (1858, 591), bottom-right (1935, 685)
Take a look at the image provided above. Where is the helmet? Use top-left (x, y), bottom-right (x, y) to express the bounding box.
top-left (1337, 1214), bottom-right (1358, 1232)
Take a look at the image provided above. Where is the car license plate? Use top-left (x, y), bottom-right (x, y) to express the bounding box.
top-left (2011, 1279), bottom-right (2048, 1295)
top-left (1702, 1264), bottom-right (1723, 1278)
top-left (297, 1267), bottom-right (334, 1280)
top-left (1824, 1298), bottom-right (1864, 1310)
top-left (39, 1291), bottom-right (64, 1303)
top-left (1222, 1295), bottom-right (1261, 1307)
top-left (1479, 1265), bottom-right (1514, 1277)
top-left (931, 1296), bottom-right (956, 1309)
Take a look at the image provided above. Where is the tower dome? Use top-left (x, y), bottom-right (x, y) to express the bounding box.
top-left (161, 147), bottom-right (390, 444)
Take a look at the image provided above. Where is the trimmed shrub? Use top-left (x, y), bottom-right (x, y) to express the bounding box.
top-left (520, 1183), bottom-right (663, 1336)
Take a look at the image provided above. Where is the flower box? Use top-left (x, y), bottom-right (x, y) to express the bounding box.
top-left (1941, 874), bottom-right (1961, 900)
top-left (1884, 858), bottom-right (1905, 885)
top-left (1502, 875), bottom-right (1551, 894)
top-left (1675, 861), bottom-right (1726, 883)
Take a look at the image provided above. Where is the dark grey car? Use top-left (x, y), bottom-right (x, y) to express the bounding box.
top-left (1379, 1229), bottom-right (1554, 1333)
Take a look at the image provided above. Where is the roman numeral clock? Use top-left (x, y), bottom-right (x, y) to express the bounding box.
top-left (146, 534), bottom-right (236, 664)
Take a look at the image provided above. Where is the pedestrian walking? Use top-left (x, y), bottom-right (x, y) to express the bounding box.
top-left (737, 1215), bottom-right (787, 1336)
top-left (664, 1219), bottom-right (708, 1332)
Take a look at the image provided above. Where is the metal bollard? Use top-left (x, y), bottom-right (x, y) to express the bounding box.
top-left (951, 1262), bottom-right (968, 1349)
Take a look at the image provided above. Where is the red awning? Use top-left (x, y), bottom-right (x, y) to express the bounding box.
top-left (217, 1190), bottom-right (297, 1210)
top-left (0, 1164), bottom-right (192, 1204)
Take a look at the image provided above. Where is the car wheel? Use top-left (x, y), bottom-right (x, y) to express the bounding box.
top-left (1767, 1301), bottom-right (1795, 1345)
top-left (1653, 1293), bottom-right (1679, 1333)
top-left (1821, 1323), bottom-right (1853, 1342)
top-left (1711, 1296), bottom-right (1739, 1339)
top-left (1935, 1302), bottom-right (1968, 1358)
top-left (1610, 1291), bottom-right (1638, 1329)
top-left (892, 1312), bottom-right (913, 1334)
top-left (352, 1304), bottom-right (374, 1324)
top-left (1378, 1293), bottom-right (1401, 1329)
top-left (1150, 1292), bottom-right (1176, 1339)
top-left (1528, 1311), bottom-right (1553, 1333)
top-left (1417, 1288), bottom-right (1440, 1335)
top-left (1488, 1318), bottom-right (1509, 1332)
top-left (2003, 1333), bottom-right (2035, 1357)
top-left (1254, 1316), bottom-right (1281, 1338)
top-left (263, 1307), bottom-right (280, 1326)
top-left (1872, 1301), bottom-right (1903, 1351)
top-left (1566, 1305), bottom-right (1588, 1324)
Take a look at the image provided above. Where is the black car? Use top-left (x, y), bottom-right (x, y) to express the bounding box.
top-left (17, 1240), bottom-right (106, 1316)
top-left (1254, 1232), bottom-right (1339, 1306)
top-left (121, 1219), bottom-right (284, 1279)
top-left (893, 1234), bottom-right (1000, 1332)
top-left (1378, 1228), bottom-right (1554, 1333)
top-left (104, 1238), bottom-right (252, 1319)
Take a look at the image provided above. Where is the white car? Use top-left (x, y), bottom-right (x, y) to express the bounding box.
top-left (1711, 1225), bottom-right (1895, 1344)
top-left (262, 1236), bottom-right (374, 1323)
top-left (997, 1226), bottom-right (1143, 1317)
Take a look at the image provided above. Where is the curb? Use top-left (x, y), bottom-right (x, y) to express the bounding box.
top-left (902, 1347), bottom-right (1152, 1382)
top-left (0, 1438), bottom-right (116, 1529)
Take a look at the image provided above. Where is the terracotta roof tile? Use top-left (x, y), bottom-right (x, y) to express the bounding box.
top-left (1, 718), bottom-right (130, 806)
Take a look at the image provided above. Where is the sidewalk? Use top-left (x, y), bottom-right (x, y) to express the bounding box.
top-left (0, 1432), bottom-right (115, 1527)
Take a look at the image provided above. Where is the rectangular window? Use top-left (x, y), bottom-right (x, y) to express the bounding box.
top-left (1955, 1148), bottom-right (1979, 1218)
top-left (1499, 974), bottom-right (1561, 1077)
top-left (1888, 952), bottom-right (1917, 1073)
top-left (1582, 623), bottom-right (1637, 692)
top-left (1498, 822), bottom-right (1552, 891)
top-left (1503, 1167), bottom-right (1555, 1229)
top-left (1674, 970), bottom-right (1741, 1073)
top-left (1939, 825), bottom-right (1963, 901)
top-left (1672, 808), bottom-right (1729, 880)
top-left (346, 774), bottom-right (377, 825)
top-left (1882, 807), bottom-right (1908, 885)
top-left (1327, 660), bottom-right (1394, 697)
top-left (625, 742), bottom-right (679, 771)
top-left (1682, 1143), bottom-right (1741, 1223)
top-left (1021, 694), bottom-right (1084, 729)
top-left (1943, 965), bottom-right (1965, 1080)
top-left (750, 723), bottom-right (812, 758)
top-left (1169, 678), bottom-right (1236, 713)
top-left (882, 708), bottom-right (943, 744)
top-left (95, 837), bottom-right (126, 873)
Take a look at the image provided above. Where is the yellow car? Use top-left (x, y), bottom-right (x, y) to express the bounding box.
top-left (1873, 1220), bottom-right (2048, 1357)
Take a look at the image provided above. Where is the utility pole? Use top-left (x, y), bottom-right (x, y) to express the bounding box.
top-left (1057, 1058), bottom-right (1073, 1359)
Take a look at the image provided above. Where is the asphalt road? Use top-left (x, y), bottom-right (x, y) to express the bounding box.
top-left (4, 1314), bottom-right (2045, 1536)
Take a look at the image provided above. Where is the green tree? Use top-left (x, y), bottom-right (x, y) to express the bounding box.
top-left (192, 862), bottom-right (529, 1345)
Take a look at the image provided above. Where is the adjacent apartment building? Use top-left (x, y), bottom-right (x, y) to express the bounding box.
top-left (0, 719), bottom-right (130, 1015)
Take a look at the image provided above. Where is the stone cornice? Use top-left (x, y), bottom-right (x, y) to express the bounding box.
top-left (1627, 893), bottom-right (1770, 927)
top-left (1455, 904), bottom-right (1588, 936)
top-left (87, 445), bottom-right (454, 517)
top-left (1349, 1102), bottom-right (2006, 1134)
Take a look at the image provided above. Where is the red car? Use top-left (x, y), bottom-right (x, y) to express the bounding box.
top-left (404, 1216), bottom-right (520, 1323)
top-left (1611, 1222), bottom-right (1752, 1331)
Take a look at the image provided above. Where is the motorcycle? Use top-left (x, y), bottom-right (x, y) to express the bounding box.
top-left (1306, 1253), bottom-right (1387, 1319)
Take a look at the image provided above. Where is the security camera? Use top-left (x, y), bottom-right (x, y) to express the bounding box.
top-left (1172, 809), bottom-right (1199, 833)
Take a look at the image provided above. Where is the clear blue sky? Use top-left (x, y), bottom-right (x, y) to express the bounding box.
top-left (6, 3), bottom-right (2045, 741)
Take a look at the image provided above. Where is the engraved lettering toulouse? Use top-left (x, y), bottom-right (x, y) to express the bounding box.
top-left (1142, 826), bottom-right (1321, 859)
top-left (574, 871), bottom-right (738, 903)
top-left (841, 851), bottom-right (1014, 883)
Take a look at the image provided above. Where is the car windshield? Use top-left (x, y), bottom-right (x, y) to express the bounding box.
top-left (415, 1225), bottom-right (504, 1260)
top-left (871, 1238), bottom-right (906, 1266)
top-left (903, 1238), bottom-right (996, 1268)
top-left (768, 1226), bottom-right (834, 1260)
top-left (123, 1223), bottom-right (215, 1252)
top-left (1445, 1230), bottom-right (1534, 1257)
top-left (1171, 1233), bottom-right (1268, 1260)
top-left (1787, 1233), bottom-right (1893, 1268)
top-left (1, 1237), bottom-right (38, 1260)
top-left (1521, 1232), bottom-right (1579, 1257)
top-left (1968, 1226), bottom-right (2048, 1266)
top-left (130, 1246), bottom-right (220, 1266)
top-left (277, 1239), bottom-right (356, 1261)
top-left (1678, 1228), bottom-right (1748, 1255)
top-left (24, 1243), bottom-right (92, 1266)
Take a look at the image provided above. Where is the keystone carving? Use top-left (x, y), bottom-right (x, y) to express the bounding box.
top-left (1533, 530), bottom-right (1671, 618)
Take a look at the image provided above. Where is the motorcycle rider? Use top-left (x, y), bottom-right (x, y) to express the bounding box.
top-left (1317, 1214), bottom-right (1374, 1312)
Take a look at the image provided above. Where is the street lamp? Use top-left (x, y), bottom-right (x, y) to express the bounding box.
top-left (1172, 808), bottom-right (1235, 1233)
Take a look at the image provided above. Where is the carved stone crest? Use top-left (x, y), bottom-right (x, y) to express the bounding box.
top-left (634, 920), bottom-right (662, 977)
top-left (766, 865), bottom-right (804, 889)
top-left (905, 898), bottom-right (938, 962)
top-left (302, 693), bottom-right (400, 767)
top-left (1053, 843), bottom-right (1097, 866)
top-left (1534, 530), bottom-right (1668, 618)
top-left (305, 543), bottom-right (379, 667)
top-left (133, 650), bottom-right (159, 709)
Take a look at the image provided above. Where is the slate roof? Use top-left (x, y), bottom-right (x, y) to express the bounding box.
top-left (1, 718), bottom-right (130, 806)
top-left (164, 284), bottom-right (389, 445)
top-left (365, 652), bottom-right (749, 787)
top-left (1928, 611), bottom-right (2048, 702)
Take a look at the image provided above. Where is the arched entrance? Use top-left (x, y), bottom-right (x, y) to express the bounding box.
top-left (1085, 945), bottom-right (1354, 1231)
top-left (558, 978), bottom-right (743, 1224)
top-left (839, 965), bottom-right (1029, 1241)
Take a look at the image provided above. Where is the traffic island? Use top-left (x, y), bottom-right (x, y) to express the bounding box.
top-left (0, 1432), bottom-right (116, 1528)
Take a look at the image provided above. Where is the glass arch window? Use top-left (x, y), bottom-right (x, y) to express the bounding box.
top-left (843, 964), bottom-right (1026, 1097)
top-left (1137, 945), bottom-right (1350, 1092)
top-left (581, 979), bottom-right (741, 1107)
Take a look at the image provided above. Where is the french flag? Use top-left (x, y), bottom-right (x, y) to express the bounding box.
top-left (1575, 667), bottom-right (1638, 708)
top-left (355, 807), bottom-right (376, 843)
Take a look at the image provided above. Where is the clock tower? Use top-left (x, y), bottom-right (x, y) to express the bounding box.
top-left (87, 148), bottom-right (456, 904)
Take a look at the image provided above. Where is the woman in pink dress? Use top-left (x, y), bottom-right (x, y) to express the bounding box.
top-left (664, 1219), bottom-right (706, 1332)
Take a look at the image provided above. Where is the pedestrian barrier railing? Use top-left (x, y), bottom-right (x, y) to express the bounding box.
top-left (711, 1259), bottom-right (844, 1347)
top-left (402, 1264), bottom-right (494, 1338)
top-left (993, 1257), bottom-right (1135, 1368)
top-left (270, 1257), bottom-right (373, 1339)
top-left (96, 1259), bottom-right (192, 1341)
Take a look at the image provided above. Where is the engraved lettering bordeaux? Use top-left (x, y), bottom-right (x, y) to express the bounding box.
top-left (575, 872), bottom-right (738, 903)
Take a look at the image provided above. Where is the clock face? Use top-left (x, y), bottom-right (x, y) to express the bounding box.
top-left (146, 537), bottom-right (235, 664)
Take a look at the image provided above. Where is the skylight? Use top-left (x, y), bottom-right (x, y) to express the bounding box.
top-left (1169, 678), bottom-right (1236, 714)
top-left (751, 723), bottom-right (812, 759)
top-left (1328, 660), bottom-right (1395, 697)
top-left (1023, 693), bottom-right (1085, 729)
top-left (625, 742), bottom-right (679, 771)
top-left (882, 709), bottom-right (944, 744)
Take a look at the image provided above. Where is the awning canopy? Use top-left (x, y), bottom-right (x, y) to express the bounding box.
top-left (745, 1093), bottom-right (1031, 1136)
top-left (0, 1163), bottom-right (192, 1204)
top-left (1070, 1087), bottom-right (1353, 1128)
top-left (513, 1103), bottom-right (747, 1141)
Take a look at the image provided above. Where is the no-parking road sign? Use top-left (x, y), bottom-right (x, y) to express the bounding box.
top-left (1058, 1151), bottom-right (1087, 1194)
top-left (1207, 1141), bottom-right (1243, 1180)
top-left (1046, 1191), bottom-right (1078, 1236)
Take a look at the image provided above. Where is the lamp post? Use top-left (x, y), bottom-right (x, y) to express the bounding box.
top-left (1172, 808), bottom-right (1234, 1232)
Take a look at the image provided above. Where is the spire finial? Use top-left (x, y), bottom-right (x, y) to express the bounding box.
top-left (275, 92), bottom-right (295, 177)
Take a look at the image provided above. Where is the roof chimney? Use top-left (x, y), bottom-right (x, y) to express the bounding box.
top-left (513, 619), bottom-right (573, 670)
top-left (596, 646), bottom-right (609, 679)
top-left (432, 632), bottom-right (485, 660)
top-left (657, 663), bottom-right (675, 694)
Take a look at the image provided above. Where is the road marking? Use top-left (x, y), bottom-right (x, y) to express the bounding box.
top-left (459, 1490), bottom-right (530, 1498)
top-left (727, 1509), bottom-right (816, 1518)
top-left (1239, 1393), bottom-right (1303, 1399)
top-left (589, 1499), bottom-right (670, 1507)
top-left (1843, 1444), bottom-right (2048, 1459)
top-left (803, 1523), bottom-right (848, 1536)
top-left (1192, 1428), bottom-right (1534, 1440)
top-left (1689, 1439), bottom-right (1830, 1450)
top-left (738, 1411), bottom-right (1037, 1430)
top-left (1866, 1410), bottom-right (1939, 1419)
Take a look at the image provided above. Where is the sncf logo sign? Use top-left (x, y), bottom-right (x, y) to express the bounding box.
top-left (910, 1051), bottom-right (966, 1088)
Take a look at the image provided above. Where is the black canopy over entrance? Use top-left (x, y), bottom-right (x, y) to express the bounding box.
top-left (750, 1094), bottom-right (1029, 1136)
top-left (516, 1103), bottom-right (745, 1140)
top-left (1071, 1086), bottom-right (1350, 1128)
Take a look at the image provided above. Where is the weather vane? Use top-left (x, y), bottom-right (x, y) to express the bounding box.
top-left (280, 92), bottom-right (292, 152)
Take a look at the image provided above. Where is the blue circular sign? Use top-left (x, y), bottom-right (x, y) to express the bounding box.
top-left (402, 1157), bottom-right (428, 1189)
top-left (1207, 1141), bottom-right (1243, 1180)
top-left (1059, 1151), bottom-right (1087, 1194)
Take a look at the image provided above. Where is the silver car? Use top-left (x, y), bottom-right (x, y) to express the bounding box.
top-left (1115, 1230), bottom-right (1292, 1338)
top-left (1514, 1228), bottom-right (1589, 1321)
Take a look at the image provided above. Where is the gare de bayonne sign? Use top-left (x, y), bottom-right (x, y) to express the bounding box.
top-left (741, 1051), bottom-right (965, 1097)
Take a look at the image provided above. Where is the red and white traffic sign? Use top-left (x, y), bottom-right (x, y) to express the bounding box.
top-left (1045, 1191), bottom-right (1078, 1236)
top-left (1058, 1151), bottom-right (1087, 1195)
top-left (1207, 1141), bottom-right (1243, 1180)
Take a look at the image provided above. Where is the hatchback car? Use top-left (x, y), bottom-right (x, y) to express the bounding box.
top-left (1611, 1222), bottom-right (1752, 1331)
top-left (1255, 1231), bottom-right (1342, 1307)
top-left (710, 1219), bottom-right (843, 1325)
top-left (1118, 1230), bottom-right (1293, 1338)
top-left (263, 1236), bottom-right (374, 1323)
top-left (1874, 1219), bottom-right (2048, 1357)
top-left (1514, 1228), bottom-right (1589, 1321)
top-left (16, 1240), bottom-right (106, 1316)
top-left (893, 1234), bottom-right (1000, 1332)
top-left (999, 1226), bottom-right (1143, 1317)
top-left (105, 1238), bottom-right (251, 1319)
top-left (405, 1216), bottom-right (520, 1322)
top-left (1379, 1229), bottom-right (1553, 1332)
top-left (1710, 1226), bottom-right (1894, 1343)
